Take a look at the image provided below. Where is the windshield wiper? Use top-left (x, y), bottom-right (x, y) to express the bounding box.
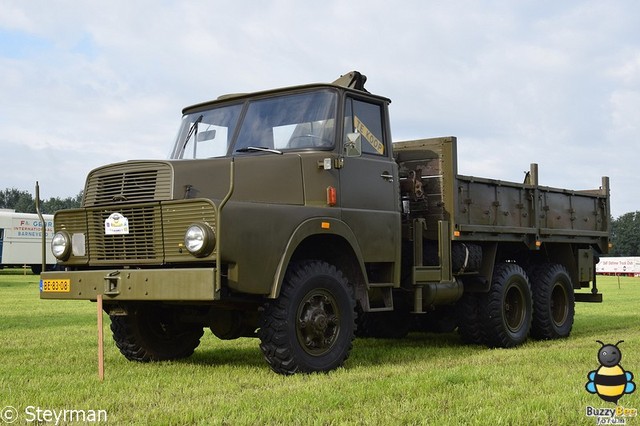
top-left (181, 114), bottom-right (203, 151)
top-left (235, 146), bottom-right (283, 155)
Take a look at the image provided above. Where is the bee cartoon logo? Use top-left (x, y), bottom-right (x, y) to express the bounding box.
top-left (585, 340), bottom-right (636, 404)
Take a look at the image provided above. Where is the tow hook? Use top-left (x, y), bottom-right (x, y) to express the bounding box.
top-left (104, 271), bottom-right (121, 296)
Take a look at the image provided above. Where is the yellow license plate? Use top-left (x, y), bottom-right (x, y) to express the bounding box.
top-left (41, 279), bottom-right (71, 292)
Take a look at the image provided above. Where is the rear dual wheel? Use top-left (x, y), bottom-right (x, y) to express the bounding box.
top-left (460, 262), bottom-right (574, 348)
top-left (529, 263), bottom-right (574, 340)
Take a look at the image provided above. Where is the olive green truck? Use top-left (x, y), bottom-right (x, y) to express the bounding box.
top-left (40, 71), bottom-right (610, 374)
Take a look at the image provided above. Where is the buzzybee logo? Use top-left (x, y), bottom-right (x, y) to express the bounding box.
top-left (584, 340), bottom-right (637, 424)
top-left (586, 340), bottom-right (636, 404)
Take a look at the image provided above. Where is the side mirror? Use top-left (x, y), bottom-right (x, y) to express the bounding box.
top-left (344, 133), bottom-right (362, 157)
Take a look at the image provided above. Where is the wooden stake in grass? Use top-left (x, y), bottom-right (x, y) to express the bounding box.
top-left (97, 294), bottom-right (104, 381)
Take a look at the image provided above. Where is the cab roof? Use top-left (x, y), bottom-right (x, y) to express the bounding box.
top-left (182, 71), bottom-right (390, 114)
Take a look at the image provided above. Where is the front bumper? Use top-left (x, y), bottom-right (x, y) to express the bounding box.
top-left (39, 268), bottom-right (219, 301)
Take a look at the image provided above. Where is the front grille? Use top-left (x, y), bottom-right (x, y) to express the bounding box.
top-left (80, 200), bottom-right (216, 265)
top-left (88, 205), bottom-right (163, 263)
top-left (84, 162), bottom-right (173, 207)
top-left (95, 170), bottom-right (158, 205)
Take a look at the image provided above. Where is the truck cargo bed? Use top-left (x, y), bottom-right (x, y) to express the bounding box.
top-left (394, 137), bottom-right (610, 252)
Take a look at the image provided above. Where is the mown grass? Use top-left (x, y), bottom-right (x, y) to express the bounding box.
top-left (1, 270), bottom-right (639, 425)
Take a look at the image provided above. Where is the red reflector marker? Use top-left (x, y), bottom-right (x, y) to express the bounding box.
top-left (326, 186), bottom-right (337, 207)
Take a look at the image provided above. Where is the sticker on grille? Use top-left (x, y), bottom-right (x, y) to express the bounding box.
top-left (89, 206), bottom-right (162, 262)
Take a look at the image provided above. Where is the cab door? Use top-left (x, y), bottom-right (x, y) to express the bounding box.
top-left (339, 96), bottom-right (400, 268)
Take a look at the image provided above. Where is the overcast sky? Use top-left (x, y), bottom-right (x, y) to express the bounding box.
top-left (1, 1), bottom-right (638, 217)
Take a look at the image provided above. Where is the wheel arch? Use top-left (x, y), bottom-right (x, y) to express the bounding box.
top-left (269, 218), bottom-right (367, 301)
top-left (516, 242), bottom-right (592, 289)
top-left (490, 242), bottom-right (580, 282)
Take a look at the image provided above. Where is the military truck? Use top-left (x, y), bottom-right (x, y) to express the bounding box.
top-left (40, 71), bottom-right (610, 375)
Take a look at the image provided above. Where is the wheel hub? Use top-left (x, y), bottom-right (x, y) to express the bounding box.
top-left (551, 282), bottom-right (568, 326)
top-left (297, 291), bottom-right (339, 356)
top-left (504, 285), bottom-right (525, 332)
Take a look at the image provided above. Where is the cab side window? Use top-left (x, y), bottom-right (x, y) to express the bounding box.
top-left (343, 98), bottom-right (386, 156)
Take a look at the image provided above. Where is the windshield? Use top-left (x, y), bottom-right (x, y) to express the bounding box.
top-left (234, 90), bottom-right (337, 153)
top-left (171, 103), bottom-right (242, 159)
top-left (170, 89), bottom-right (337, 159)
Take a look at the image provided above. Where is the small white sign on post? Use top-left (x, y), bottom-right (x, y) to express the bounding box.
top-left (104, 213), bottom-right (129, 235)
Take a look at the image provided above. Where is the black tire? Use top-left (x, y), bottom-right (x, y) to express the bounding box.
top-left (259, 260), bottom-right (356, 375)
top-left (529, 263), bottom-right (575, 340)
top-left (479, 263), bottom-right (532, 348)
top-left (452, 243), bottom-right (482, 273)
top-left (110, 304), bottom-right (204, 362)
top-left (456, 292), bottom-right (484, 344)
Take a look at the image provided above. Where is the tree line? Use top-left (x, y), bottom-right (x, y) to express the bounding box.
top-left (0, 188), bottom-right (82, 215)
top-left (609, 211), bottom-right (640, 257)
top-left (2, 187), bottom-right (639, 257)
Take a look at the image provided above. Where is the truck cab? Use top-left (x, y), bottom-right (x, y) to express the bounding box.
top-left (41, 72), bottom-right (404, 374)
top-left (169, 74), bottom-right (401, 299)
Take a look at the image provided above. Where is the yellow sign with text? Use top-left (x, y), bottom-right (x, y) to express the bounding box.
top-left (354, 116), bottom-right (384, 155)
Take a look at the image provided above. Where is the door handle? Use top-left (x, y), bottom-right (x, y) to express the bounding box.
top-left (380, 172), bottom-right (394, 182)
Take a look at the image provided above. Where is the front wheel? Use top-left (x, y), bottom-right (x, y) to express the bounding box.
top-left (259, 261), bottom-right (356, 375)
top-left (480, 263), bottom-right (532, 348)
top-left (110, 304), bottom-right (204, 362)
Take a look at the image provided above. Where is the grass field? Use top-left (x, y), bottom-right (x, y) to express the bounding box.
top-left (1, 270), bottom-right (639, 425)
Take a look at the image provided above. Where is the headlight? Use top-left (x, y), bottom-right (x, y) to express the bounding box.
top-left (184, 223), bottom-right (215, 257)
top-left (51, 231), bottom-right (71, 261)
